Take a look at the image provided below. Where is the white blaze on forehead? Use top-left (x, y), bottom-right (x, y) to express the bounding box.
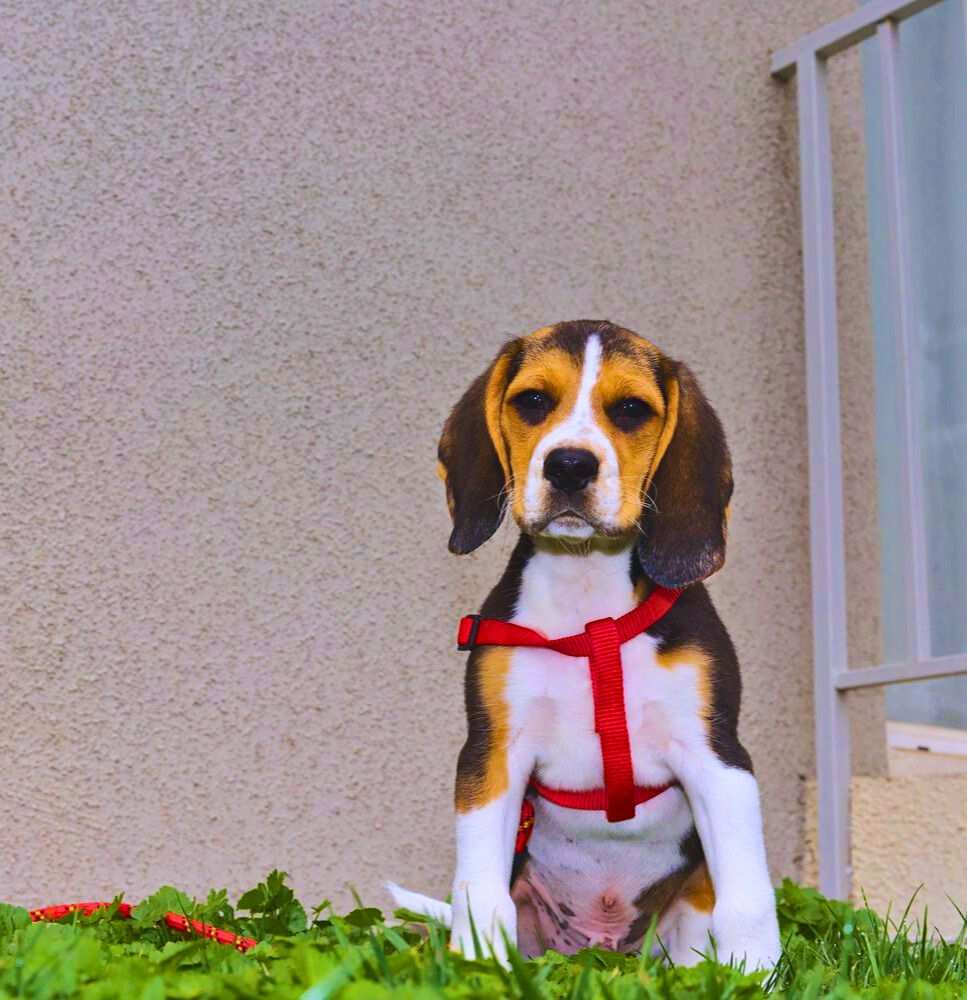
top-left (571, 334), bottom-right (603, 428)
top-left (523, 334), bottom-right (622, 525)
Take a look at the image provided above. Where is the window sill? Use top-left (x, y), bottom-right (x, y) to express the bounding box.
top-left (887, 721), bottom-right (967, 776)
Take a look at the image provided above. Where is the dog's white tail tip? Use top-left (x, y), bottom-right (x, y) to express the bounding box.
top-left (385, 882), bottom-right (453, 927)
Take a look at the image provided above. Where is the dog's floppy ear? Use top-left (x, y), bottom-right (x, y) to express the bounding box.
top-left (638, 360), bottom-right (733, 588)
top-left (438, 340), bottom-right (521, 554)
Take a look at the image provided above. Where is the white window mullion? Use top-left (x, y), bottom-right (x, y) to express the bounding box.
top-left (795, 51), bottom-right (853, 902)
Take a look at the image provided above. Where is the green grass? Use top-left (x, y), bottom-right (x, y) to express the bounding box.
top-left (1, 874), bottom-right (964, 998)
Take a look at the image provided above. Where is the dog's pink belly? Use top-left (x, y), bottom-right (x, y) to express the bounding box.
top-left (511, 858), bottom-right (690, 957)
top-left (512, 867), bottom-right (636, 955)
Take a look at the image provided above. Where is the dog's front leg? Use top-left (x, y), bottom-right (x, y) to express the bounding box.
top-left (450, 740), bottom-right (533, 964)
top-left (672, 752), bottom-right (781, 969)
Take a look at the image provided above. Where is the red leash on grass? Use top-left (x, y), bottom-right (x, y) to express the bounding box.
top-left (29, 901), bottom-right (258, 952)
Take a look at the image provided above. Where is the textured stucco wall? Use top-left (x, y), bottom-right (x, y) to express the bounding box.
top-left (805, 777), bottom-right (967, 939)
top-left (2, 0), bottom-right (873, 911)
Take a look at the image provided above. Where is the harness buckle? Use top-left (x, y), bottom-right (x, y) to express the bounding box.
top-left (457, 614), bottom-right (482, 651)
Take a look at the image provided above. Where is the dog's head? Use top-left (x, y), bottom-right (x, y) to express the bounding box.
top-left (438, 320), bottom-right (732, 588)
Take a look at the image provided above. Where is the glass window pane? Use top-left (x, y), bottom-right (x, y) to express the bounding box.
top-left (863, 0), bottom-right (967, 727)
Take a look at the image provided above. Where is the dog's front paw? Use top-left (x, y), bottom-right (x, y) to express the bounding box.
top-left (449, 885), bottom-right (517, 965)
top-left (711, 898), bottom-right (781, 970)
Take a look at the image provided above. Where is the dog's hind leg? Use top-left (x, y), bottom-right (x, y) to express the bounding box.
top-left (656, 897), bottom-right (713, 966)
top-left (669, 751), bottom-right (780, 969)
top-left (654, 862), bottom-right (715, 966)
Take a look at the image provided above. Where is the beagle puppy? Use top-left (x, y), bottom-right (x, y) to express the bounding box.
top-left (390, 320), bottom-right (780, 969)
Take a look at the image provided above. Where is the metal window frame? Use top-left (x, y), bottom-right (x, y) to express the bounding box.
top-left (772, 0), bottom-right (967, 899)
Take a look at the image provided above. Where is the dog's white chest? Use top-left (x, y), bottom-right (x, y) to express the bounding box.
top-left (509, 638), bottom-right (703, 791)
top-left (506, 549), bottom-right (707, 793)
top-left (502, 547), bottom-right (706, 954)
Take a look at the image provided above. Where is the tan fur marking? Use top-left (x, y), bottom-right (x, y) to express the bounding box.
top-left (455, 647), bottom-right (512, 812)
top-left (655, 644), bottom-right (713, 738)
top-left (678, 861), bottom-right (715, 913)
top-left (503, 348), bottom-right (581, 521)
top-left (642, 374), bottom-right (679, 510)
top-left (437, 460), bottom-right (455, 516)
top-left (592, 354), bottom-right (667, 528)
top-left (483, 352), bottom-right (517, 482)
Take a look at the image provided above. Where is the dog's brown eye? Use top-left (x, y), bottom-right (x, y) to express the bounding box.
top-left (511, 389), bottom-right (554, 424)
top-left (607, 397), bottom-right (651, 432)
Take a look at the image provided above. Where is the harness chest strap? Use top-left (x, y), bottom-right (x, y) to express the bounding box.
top-left (456, 585), bottom-right (682, 823)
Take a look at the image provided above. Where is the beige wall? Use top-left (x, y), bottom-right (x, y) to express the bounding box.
top-left (805, 777), bottom-right (967, 939)
top-left (3, 1), bottom-right (874, 911)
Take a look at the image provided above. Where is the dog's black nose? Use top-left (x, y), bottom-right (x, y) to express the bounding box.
top-left (543, 448), bottom-right (600, 494)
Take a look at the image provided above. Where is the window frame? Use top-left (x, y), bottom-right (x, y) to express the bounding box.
top-left (772, 0), bottom-right (967, 899)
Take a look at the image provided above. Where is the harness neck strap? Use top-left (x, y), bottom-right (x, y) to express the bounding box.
top-left (456, 584), bottom-right (682, 822)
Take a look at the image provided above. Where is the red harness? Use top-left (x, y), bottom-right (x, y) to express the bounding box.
top-left (457, 585), bottom-right (682, 827)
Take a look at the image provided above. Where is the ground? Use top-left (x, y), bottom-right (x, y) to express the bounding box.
top-left (1, 873), bottom-right (963, 998)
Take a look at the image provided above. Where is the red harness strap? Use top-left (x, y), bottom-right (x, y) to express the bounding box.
top-left (457, 585), bottom-right (681, 823)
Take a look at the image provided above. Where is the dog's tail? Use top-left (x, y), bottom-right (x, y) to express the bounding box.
top-left (385, 882), bottom-right (453, 927)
